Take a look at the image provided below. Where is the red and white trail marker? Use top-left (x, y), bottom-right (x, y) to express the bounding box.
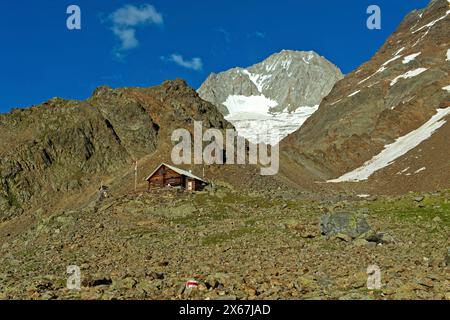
top-left (185, 280), bottom-right (199, 289)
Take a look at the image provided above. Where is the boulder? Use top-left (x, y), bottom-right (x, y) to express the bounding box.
top-left (320, 212), bottom-right (371, 239)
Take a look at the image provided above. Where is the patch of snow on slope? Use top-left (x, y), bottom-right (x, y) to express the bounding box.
top-left (223, 95), bottom-right (318, 145)
top-left (327, 107), bottom-right (450, 182)
top-left (242, 70), bottom-right (271, 93)
top-left (403, 52), bottom-right (421, 64)
top-left (302, 57), bottom-right (310, 65)
top-left (242, 70), bottom-right (272, 93)
top-left (410, 12), bottom-right (424, 30)
top-left (304, 52), bottom-right (314, 64)
top-left (414, 167), bottom-right (426, 174)
top-left (447, 49), bottom-right (450, 61)
top-left (390, 68), bottom-right (428, 86)
top-left (330, 99), bottom-right (342, 106)
top-left (383, 55), bottom-right (402, 66)
top-left (412, 10), bottom-right (450, 33)
top-left (348, 90), bottom-right (361, 97)
top-left (396, 167), bottom-right (410, 175)
top-left (358, 66), bottom-right (387, 85)
top-left (266, 59), bottom-right (280, 72)
top-left (443, 85), bottom-right (450, 92)
top-left (281, 58), bottom-right (292, 69)
top-left (394, 47), bottom-right (405, 56)
top-left (412, 28), bottom-right (430, 47)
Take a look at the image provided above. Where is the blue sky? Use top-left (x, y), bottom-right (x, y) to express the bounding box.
top-left (0, 0), bottom-right (430, 112)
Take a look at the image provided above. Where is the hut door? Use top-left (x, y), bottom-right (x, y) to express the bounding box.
top-left (187, 180), bottom-right (194, 191)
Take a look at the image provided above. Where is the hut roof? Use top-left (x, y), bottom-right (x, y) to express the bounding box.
top-left (145, 163), bottom-right (206, 183)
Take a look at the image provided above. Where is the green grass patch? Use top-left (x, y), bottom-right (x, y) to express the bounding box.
top-left (363, 197), bottom-right (450, 226)
top-left (202, 226), bottom-right (261, 246)
top-left (7, 192), bottom-right (20, 208)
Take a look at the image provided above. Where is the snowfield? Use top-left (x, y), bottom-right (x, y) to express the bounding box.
top-left (223, 94), bottom-right (278, 115)
top-left (328, 107), bottom-right (450, 182)
top-left (199, 51), bottom-right (342, 146)
top-left (223, 94), bottom-right (319, 145)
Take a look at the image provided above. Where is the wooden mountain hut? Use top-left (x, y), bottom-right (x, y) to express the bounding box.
top-left (145, 163), bottom-right (207, 191)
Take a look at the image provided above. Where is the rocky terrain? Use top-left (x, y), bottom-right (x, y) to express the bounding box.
top-left (0, 185), bottom-right (448, 300)
top-left (281, 0), bottom-right (450, 194)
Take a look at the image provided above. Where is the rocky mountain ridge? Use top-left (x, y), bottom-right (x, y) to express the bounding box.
top-left (281, 0), bottom-right (450, 194)
top-left (0, 79), bottom-right (231, 222)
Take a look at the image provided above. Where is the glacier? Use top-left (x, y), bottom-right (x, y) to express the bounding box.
top-left (223, 93), bottom-right (319, 145)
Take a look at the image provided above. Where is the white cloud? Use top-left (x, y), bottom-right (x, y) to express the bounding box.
top-left (111, 4), bottom-right (163, 26)
top-left (112, 27), bottom-right (138, 50)
top-left (110, 4), bottom-right (163, 51)
top-left (166, 54), bottom-right (203, 71)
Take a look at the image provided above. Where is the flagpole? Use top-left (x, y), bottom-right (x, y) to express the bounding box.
top-left (134, 160), bottom-right (138, 192)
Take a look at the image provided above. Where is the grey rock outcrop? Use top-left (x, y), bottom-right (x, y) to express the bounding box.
top-left (320, 212), bottom-right (371, 239)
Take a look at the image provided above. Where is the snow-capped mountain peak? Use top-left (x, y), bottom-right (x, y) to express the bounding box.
top-left (198, 50), bottom-right (343, 145)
